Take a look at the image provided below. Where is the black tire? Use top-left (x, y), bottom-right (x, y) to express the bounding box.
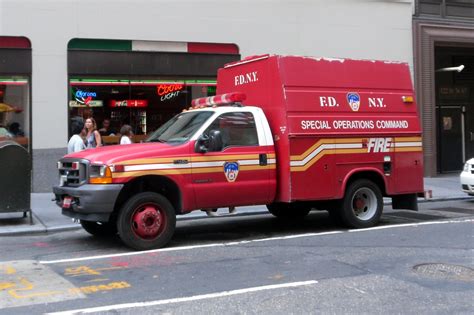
top-left (80, 220), bottom-right (117, 237)
top-left (117, 192), bottom-right (176, 251)
top-left (266, 203), bottom-right (311, 219)
top-left (339, 179), bottom-right (383, 228)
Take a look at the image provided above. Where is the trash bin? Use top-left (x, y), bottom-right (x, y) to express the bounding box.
top-left (0, 140), bottom-right (32, 224)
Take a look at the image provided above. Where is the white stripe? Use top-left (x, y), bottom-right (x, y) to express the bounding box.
top-left (125, 163), bottom-right (190, 172)
top-left (124, 159), bottom-right (276, 172)
top-left (290, 143), bottom-right (362, 167)
top-left (224, 55), bottom-right (270, 68)
top-left (40, 231), bottom-right (342, 264)
top-left (39, 218), bottom-right (473, 265)
top-left (132, 40), bottom-right (187, 52)
top-left (394, 141), bottom-right (422, 148)
top-left (46, 280), bottom-right (318, 315)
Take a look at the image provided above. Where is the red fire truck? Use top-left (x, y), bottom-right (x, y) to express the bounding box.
top-left (54, 55), bottom-right (424, 250)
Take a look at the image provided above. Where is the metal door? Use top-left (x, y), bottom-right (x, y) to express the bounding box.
top-left (437, 106), bottom-right (463, 172)
top-left (465, 104), bottom-right (474, 160)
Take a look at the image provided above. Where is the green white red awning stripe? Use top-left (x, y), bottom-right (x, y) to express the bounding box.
top-left (0, 78), bottom-right (29, 85)
top-left (69, 79), bottom-right (216, 86)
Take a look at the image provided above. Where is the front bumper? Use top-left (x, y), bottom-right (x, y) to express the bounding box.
top-left (53, 184), bottom-right (124, 222)
top-left (460, 171), bottom-right (474, 196)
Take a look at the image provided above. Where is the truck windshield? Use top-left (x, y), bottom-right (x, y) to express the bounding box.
top-left (146, 111), bottom-right (214, 144)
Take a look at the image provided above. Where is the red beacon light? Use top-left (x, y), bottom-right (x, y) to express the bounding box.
top-left (191, 92), bottom-right (246, 108)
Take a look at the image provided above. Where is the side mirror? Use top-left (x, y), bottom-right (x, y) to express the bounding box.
top-left (195, 133), bottom-right (209, 153)
top-left (194, 130), bottom-right (223, 153)
top-left (208, 130), bottom-right (223, 152)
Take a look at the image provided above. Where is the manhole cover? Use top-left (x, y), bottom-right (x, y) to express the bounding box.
top-left (413, 263), bottom-right (474, 281)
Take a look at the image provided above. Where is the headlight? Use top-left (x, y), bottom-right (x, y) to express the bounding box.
top-left (463, 163), bottom-right (470, 172)
top-left (89, 164), bottom-right (113, 184)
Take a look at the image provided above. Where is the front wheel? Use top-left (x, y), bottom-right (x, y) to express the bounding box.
top-left (80, 220), bottom-right (117, 237)
top-left (339, 179), bottom-right (383, 228)
top-left (267, 203), bottom-right (311, 219)
top-left (117, 192), bottom-right (176, 251)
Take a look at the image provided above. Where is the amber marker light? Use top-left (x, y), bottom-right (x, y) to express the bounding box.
top-left (89, 165), bottom-right (113, 184)
top-left (402, 96), bottom-right (414, 103)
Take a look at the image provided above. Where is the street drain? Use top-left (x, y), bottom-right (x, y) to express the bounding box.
top-left (413, 263), bottom-right (474, 281)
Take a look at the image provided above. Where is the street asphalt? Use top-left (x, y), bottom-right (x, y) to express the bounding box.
top-left (0, 174), bottom-right (472, 237)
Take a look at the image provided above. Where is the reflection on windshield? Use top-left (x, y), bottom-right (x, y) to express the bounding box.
top-left (146, 111), bottom-right (213, 144)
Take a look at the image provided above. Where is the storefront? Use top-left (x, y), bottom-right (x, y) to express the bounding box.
top-left (68, 39), bottom-right (239, 144)
top-left (69, 78), bottom-right (217, 144)
top-left (0, 37), bottom-right (31, 151)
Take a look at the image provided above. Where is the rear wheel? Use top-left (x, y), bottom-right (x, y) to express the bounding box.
top-left (267, 203), bottom-right (311, 219)
top-left (117, 192), bottom-right (176, 251)
top-left (339, 179), bottom-right (383, 228)
top-left (80, 220), bottom-right (117, 237)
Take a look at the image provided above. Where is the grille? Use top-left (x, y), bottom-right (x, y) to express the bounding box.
top-left (58, 159), bottom-right (87, 186)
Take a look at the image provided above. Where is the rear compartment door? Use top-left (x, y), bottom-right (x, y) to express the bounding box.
top-left (289, 137), bottom-right (336, 200)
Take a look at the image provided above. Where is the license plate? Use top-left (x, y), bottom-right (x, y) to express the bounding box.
top-left (63, 196), bottom-right (72, 209)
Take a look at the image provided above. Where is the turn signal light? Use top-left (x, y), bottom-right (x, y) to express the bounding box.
top-left (402, 96), bottom-right (414, 103)
top-left (89, 166), bottom-right (113, 184)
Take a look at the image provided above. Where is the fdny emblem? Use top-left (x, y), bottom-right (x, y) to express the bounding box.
top-left (223, 162), bottom-right (239, 182)
top-left (346, 92), bottom-right (361, 112)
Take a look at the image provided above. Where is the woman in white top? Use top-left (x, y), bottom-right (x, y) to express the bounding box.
top-left (68, 119), bottom-right (86, 153)
top-left (120, 124), bottom-right (133, 145)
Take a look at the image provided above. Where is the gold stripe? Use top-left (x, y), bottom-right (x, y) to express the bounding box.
top-left (394, 147), bottom-right (423, 152)
top-left (394, 136), bottom-right (422, 142)
top-left (112, 164), bottom-right (276, 178)
top-left (191, 154), bottom-right (260, 162)
top-left (118, 153), bottom-right (275, 166)
top-left (334, 148), bottom-right (367, 155)
top-left (291, 138), bottom-right (365, 161)
top-left (241, 164), bottom-right (276, 171)
top-left (291, 151), bottom-right (329, 172)
top-left (119, 157), bottom-right (178, 165)
top-left (113, 169), bottom-right (192, 178)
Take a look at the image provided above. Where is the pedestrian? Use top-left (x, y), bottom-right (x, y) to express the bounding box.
top-left (98, 118), bottom-right (116, 136)
top-left (84, 117), bottom-right (102, 148)
top-left (120, 124), bottom-right (133, 145)
top-left (68, 119), bottom-right (86, 153)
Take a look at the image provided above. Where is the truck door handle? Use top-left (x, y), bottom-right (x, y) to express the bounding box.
top-left (259, 154), bottom-right (268, 166)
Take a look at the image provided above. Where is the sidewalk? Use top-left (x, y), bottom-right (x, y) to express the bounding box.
top-left (0, 175), bottom-right (471, 236)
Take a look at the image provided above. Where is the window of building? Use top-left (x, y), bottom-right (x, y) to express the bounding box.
top-left (0, 77), bottom-right (30, 149)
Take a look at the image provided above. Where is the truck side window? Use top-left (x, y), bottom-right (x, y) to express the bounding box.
top-left (205, 112), bottom-right (258, 150)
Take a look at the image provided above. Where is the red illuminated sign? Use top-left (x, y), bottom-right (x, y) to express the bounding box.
top-left (156, 84), bottom-right (183, 96)
top-left (109, 100), bottom-right (148, 108)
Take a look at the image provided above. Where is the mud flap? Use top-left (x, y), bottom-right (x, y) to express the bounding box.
top-left (392, 193), bottom-right (418, 211)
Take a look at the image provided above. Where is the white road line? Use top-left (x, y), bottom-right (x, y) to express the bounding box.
top-left (40, 231), bottom-right (343, 264)
top-left (40, 218), bottom-right (474, 265)
top-left (46, 280), bottom-right (318, 315)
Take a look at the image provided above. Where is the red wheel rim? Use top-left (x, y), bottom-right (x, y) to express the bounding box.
top-left (131, 203), bottom-right (166, 240)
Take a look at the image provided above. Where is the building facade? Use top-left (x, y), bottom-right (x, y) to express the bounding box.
top-left (413, 0), bottom-right (474, 176)
top-left (1, 0), bottom-right (416, 192)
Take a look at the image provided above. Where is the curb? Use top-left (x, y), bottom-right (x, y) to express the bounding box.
top-left (1, 196), bottom-right (472, 237)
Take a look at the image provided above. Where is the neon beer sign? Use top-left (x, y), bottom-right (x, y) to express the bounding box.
top-left (75, 89), bottom-right (97, 105)
top-left (157, 84), bottom-right (183, 101)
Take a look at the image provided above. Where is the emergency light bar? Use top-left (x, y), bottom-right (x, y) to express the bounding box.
top-left (191, 92), bottom-right (246, 108)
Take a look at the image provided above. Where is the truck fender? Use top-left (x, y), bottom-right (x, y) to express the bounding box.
top-left (338, 167), bottom-right (388, 199)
